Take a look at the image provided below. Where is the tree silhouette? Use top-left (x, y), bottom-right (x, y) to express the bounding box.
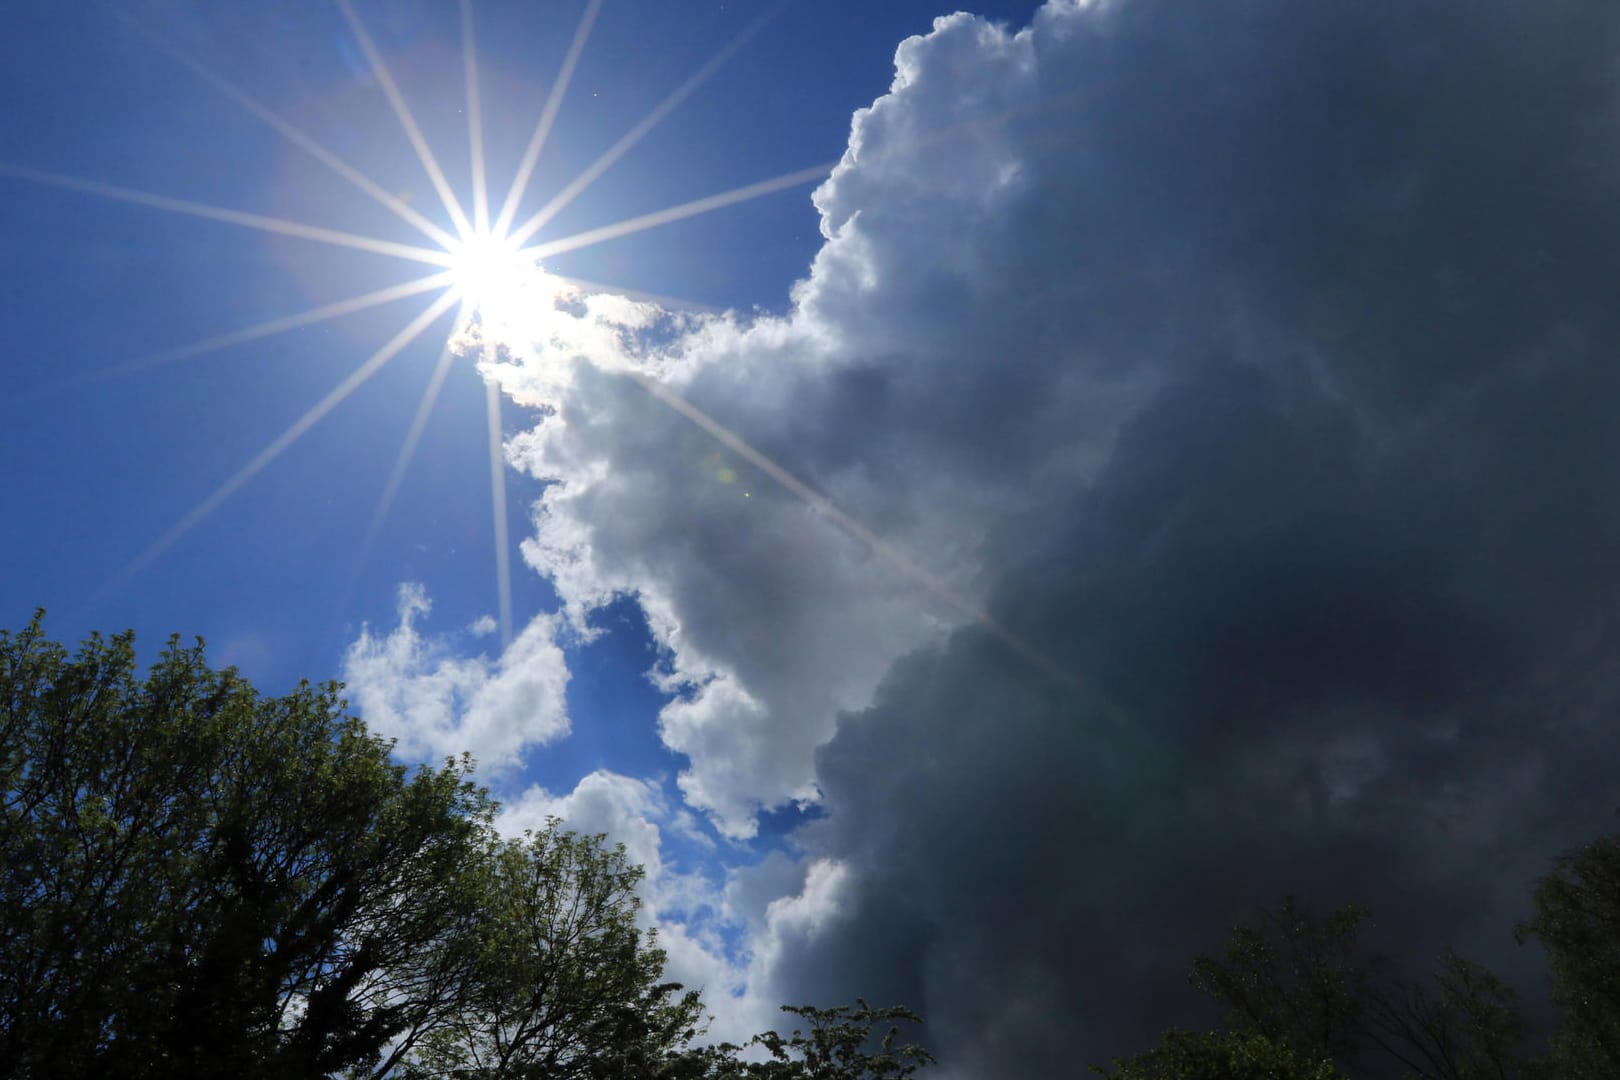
top-left (1517, 834), bottom-right (1620, 1079)
top-left (0, 615), bottom-right (933, 1080)
top-left (0, 615), bottom-right (492, 1077)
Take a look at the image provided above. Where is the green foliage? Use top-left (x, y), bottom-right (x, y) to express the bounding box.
top-left (1188, 897), bottom-right (1373, 1067)
top-left (0, 613), bottom-right (493, 1078)
top-left (694, 1002), bottom-right (935, 1080)
top-left (0, 616), bottom-right (934, 1080)
top-left (1516, 834), bottom-right (1620, 1079)
top-left (1092, 1028), bottom-right (1345, 1080)
top-left (1186, 897), bottom-right (1544, 1080)
top-left (755, 1002), bottom-right (935, 1079)
top-left (396, 822), bottom-right (706, 1080)
top-left (1361, 950), bottom-right (1545, 1080)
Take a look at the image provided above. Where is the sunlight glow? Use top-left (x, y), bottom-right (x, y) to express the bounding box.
top-left (0, 163), bottom-right (455, 267)
top-left (12, 3), bottom-right (1088, 694)
top-left (11, 4), bottom-right (814, 635)
top-left (106, 291), bottom-right (460, 597)
top-left (446, 231), bottom-right (543, 323)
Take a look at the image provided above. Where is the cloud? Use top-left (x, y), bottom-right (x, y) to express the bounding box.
top-left (499, 768), bottom-right (666, 868)
top-left (462, 0), bottom-right (1620, 1074)
top-left (499, 770), bottom-right (778, 1043)
top-left (342, 583), bottom-right (570, 771)
top-left (493, 5), bottom-right (1144, 833)
top-left (732, 2), bottom-right (1620, 1075)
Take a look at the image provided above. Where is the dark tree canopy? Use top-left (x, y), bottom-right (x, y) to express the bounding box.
top-left (1093, 1028), bottom-right (1345, 1080)
top-left (705, 1003), bottom-right (936, 1080)
top-left (1183, 897), bottom-right (1543, 1080)
top-left (398, 826), bottom-right (707, 1080)
top-left (1516, 834), bottom-right (1620, 1079)
top-left (0, 616), bottom-right (932, 1080)
top-left (12, 617), bottom-right (1620, 1080)
top-left (1100, 862), bottom-right (1620, 1080)
top-left (0, 616), bottom-right (494, 1078)
top-left (1187, 898), bottom-right (1373, 1070)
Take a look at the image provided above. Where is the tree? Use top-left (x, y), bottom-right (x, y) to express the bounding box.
top-left (709, 1002), bottom-right (936, 1080)
top-left (1516, 834), bottom-right (1620, 1079)
top-left (0, 615), bottom-right (935, 1080)
top-left (394, 823), bottom-right (706, 1080)
top-left (1092, 1028), bottom-right (1345, 1080)
top-left (0, 614), bottom-right (494, 1079)
top-left (1187, 897), bottom-right (1542, 1080)
top-left (1188, 897), bottom-right (1373, 1069)
top-left (1360, 950), bottom-right (1542, 1080)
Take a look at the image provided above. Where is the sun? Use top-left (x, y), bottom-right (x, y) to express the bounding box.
top-left (446, 230), bottom-right (537, 320)
top-left (2, 1), bottom-right (837, 648)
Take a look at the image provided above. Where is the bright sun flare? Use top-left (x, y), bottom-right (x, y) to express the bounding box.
top-left (4, 0), bottom-right (842, 651)
top-left (446, 231), bottom-right (537, 319)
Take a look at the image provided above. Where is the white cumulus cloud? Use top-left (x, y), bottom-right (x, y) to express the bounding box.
top-left (484, 8), bottom-right (1153, 837)
top-left (342, 583), bottom-right (570, 771)
top-left (347, 0), bottom-right (1620, 1073)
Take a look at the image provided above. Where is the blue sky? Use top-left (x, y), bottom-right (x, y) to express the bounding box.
top-left (3, 0), bottom-right (1046, 1047)
top-left (2, 0), bottom-right (1023, 679)
top-left (1, 0), bottom-right (1036, 805)
top-left (7, 2), bottom-right (1620, 1075)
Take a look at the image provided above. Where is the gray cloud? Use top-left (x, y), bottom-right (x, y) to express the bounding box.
top-left (784, 363), bottom-right (1616, 1072)
top-left (487, 0), bottom-right (1620, 1073)
top-left (734, 1), bottom-right (1620, 1075)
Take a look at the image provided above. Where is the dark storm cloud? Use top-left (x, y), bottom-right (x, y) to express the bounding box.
top-left (487, 0), bottom-right (1620, 1068)
top-left (752, 1), bottom-right (1620, 1075)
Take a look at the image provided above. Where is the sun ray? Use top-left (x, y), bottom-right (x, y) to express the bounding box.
top-left (460, 0), bottom-right (490, 235)
top-left (19, 271), bottom-right (452, 405)
top-left (507, 3), bottom-right (787, 249)
top-left (491, 0), bottom-right (603, 239)
top-left (104, 291), bottom-right (459, 596)
top-left (485, 377), bottom-right (514, 647)
top-left (622, 370), bottom-right (1098, 699)
top-left (80, 271), bottom-right (456, 388)
top-left (336, 0), bottom-right (475, 240)
top-left (117, 13), bottom-right (457, 250)
top-left (354, 318), bottom-right (467, 584)
top-left (0, 163), bottom-right (455, 266)
top-left (527, 163), bottom-right (832, 261)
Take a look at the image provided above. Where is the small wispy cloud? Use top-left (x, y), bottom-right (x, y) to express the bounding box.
top-left (342, 582), bottom-right (569, 771)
